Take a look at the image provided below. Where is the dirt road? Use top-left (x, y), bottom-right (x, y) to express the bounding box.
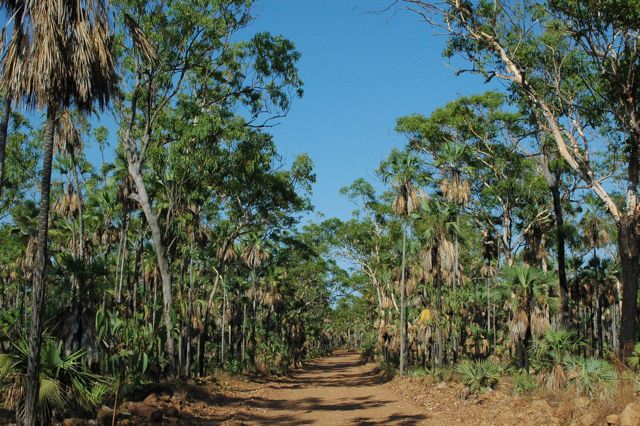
top-left (220, 351), bottom-right (427, 425)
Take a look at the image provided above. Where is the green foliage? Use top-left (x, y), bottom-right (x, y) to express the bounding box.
top-left (361, 335), bottom-right (377, 363)
top-left (513, 370), bottom-right (537, 395)
top-left (1, 337), bottom-right (110, 420)
top-left (628, 343), bottom-right (640, 371)
top-left (255, 339), bottom-right (291, 375)
top-left (530, 329), bottom-right (582, 371)
top-left (0, 0), bottom-right (636, 420)
top-left (224, 359), bottom-right (243, 376)
top-left (379, 360), bottom-right (397, 379)
top-left (454, 360), bottom-right (502, 394)
top-left (406, 367), bottom-right (429, 378)
top-left (96, 307), bottom-right (161, 384)
top-left (564, 357), bottom-right (618, 399)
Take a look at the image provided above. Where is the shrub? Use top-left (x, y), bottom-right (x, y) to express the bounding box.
top-left (454, 359), bottom-right (502, 394)
top-left (379, 360), bottom-right (396, 378)
top-left (406, 367), bottom-right (429, 378)
top-left (564, 356), bottom-right (618, 399)
top-left (530, 328), bottom-right (581, 371)
top-left (1, 337), bottom-right (110, 422)
top-left (513, 369), bottom-right (536, 395)
top-left (361, 334), bottom-right (376, 362)
top-left (255, 339), bottom-right (292, 375)
top-left (627, 343), bottom-right (640, 371)
top-left (225, 359), bottom-right (243, 375)
top-left (529, 328), bottom-right (585, 391)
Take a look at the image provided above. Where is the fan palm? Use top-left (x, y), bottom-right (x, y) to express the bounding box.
top-left (242, 234), bottom-right (270, 364)
top-left (435, 142), bottom-right (473, 207)
top-left (433, 142), bottom-right (471, 361)
top-left (1, 337), bottom-right (109, 421)
top-left (579, 196), bottom-right (613, 356)
top-left (379, 150), bottom-right (424, 376)
top-left (0, 1), bottom-right (116, 423)
top-left (496, 264), bottom-right (559, 370)
top-left (415, 198), bottom-right (463, 367)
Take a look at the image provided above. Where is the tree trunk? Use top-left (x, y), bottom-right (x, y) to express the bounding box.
top-left (399, 221), bottom-right (407, 376)
top-left (221, 284), bottom-right (226, 366)
top-left (250, 277), bottom-right (257, 365)
top-left (521, 310), bottom-right (532, 371)
top-left (241, 302), bottom-right (247, 364)
top-left (186, 253), bottom-right (194, 378)
top-left (612, 295), bottom-right (619, 352)
top-left (550, 184), bottom-right (570, 329)
top-left (597, 288), bottom-right (603, 358)
top-left (486, 276), bottom-right (490, 335)
top-left (199, 270), bottom-right (221, 376)
top-left (452, 236), bottom-right (459, 362)
top-left (24, 107), bottom-right (56, 426)
top-left (501, 210), bottom-right (513, 266)
top-left (152, 268), bottom-right (158, 331)
top-left (539, 148), bottom-right (571, 329)
top-left (128, 161), bottom-right (176, 375)
top-left (618, 216), bottom-right (640, 357)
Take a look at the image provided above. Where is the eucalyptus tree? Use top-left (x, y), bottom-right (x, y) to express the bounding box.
top-left (338, 178), bottom-right (395, 312)
top-left (112, 0), bottom-right (303, 374)
top-left (331, 180), bottom-right (403, 362)
top-left (400, 0), bottom-right (640, 356)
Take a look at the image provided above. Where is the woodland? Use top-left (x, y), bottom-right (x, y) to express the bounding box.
top-left (2, 0), bottom-right (640, 425)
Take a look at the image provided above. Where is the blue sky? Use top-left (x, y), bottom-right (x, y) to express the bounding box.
top-left (241, 1), bottom-right (485, 221)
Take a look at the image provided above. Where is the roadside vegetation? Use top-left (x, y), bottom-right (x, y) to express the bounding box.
top-left (2, 0), bottom-right (640, 425)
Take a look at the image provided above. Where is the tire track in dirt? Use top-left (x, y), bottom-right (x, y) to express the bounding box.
top-left (222, 351), bottom-right (427, 425)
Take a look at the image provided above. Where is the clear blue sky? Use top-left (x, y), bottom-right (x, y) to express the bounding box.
top-left (242, 1), bottom-right (485, 221)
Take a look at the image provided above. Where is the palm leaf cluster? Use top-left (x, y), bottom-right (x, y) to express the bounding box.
top-left (0, 337), bottom-right (109, 420)
top-left (1, 0), bottom-right (116, 111)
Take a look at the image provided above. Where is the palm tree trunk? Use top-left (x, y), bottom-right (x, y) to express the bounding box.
top-left (399, 221), bottom-right (407, 376)
top-left (250, 277), bottom-right (257, 365)
top-left (186, 252), bottom-right (194, 378)
top-left (128, 161), bottom-right (177, 375)
top-left (452, 237), bottom-right (459, 362)
top-left (242, 302), bottom-right (247, 364)
top-left (221, 284), bottom-right (226, 366)
top-left (597, 289), bottom-right (603, 357)
top-left (0, 98), bottom-right (12, 198)
top-left (199, 271), bottom-right (220, 377)
top-left (486, 275), bottom-right (490, 335)
top-left (550, 183), bottom-right (570, 329)
top-left (612, 295), bottom-right (619, 352)
top-left (24, 107), bottom-right (56, 426)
